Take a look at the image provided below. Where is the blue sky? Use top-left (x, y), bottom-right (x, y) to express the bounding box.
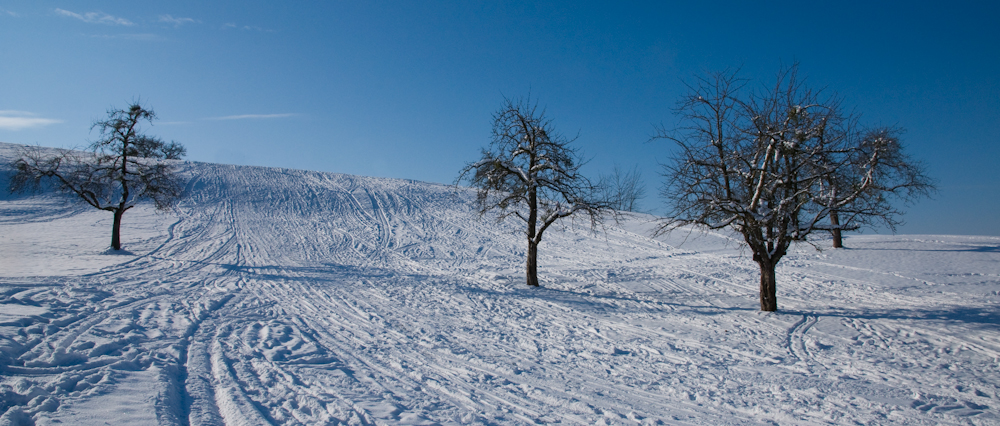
top-left (1, 1), bottom-right (997, 236)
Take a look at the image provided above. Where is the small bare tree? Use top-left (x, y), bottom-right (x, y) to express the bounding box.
top-left (818, 127), bottom-right (934, 248)
top-left (10, 102), bottom-right (186, 251)
top-left (600, 165), bottom-right (646, 212)
top-left (656, 66), bottom-right (933, 311)
top-left (458, 96), bottom-right (612, 287)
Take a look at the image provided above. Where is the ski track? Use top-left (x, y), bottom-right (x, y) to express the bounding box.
top-left (1, 143), bottom-right (999, 425)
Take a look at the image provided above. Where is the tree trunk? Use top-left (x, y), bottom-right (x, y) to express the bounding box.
top-left (111, 208), bottom-right (124, 250)
top-left (830, 210), bottom-right (843, 248)
top-left (526, 241), bottom-right (539, 287)
top-left (526, 177), bottom-right (539, 286)
top-left (758, 259), bottom-right (778, 311)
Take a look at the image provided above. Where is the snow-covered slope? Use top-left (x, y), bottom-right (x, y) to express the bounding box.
top-left (1, 142), bottom-right (998, 425)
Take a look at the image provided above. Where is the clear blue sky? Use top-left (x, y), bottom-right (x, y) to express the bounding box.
top-left (1, 1), bottom-right (997, 236)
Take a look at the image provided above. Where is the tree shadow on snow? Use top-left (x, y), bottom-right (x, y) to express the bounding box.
top-left (219, 263), bottom-right (404, 285)
top-left (840, 245), bottom-right (1000, 253)
top-left (142, 255), bottom-right (408, 286)
top-left (458, 284), bottom-right (759, 317)
top-left (783, 305), bottom-right (1000, 329)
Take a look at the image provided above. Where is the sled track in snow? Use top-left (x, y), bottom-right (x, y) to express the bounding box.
top-left (786, 314), bottom-right (818, 366)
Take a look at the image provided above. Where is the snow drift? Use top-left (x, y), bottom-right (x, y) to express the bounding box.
top-left (0, 142), bottom-right (998, 425)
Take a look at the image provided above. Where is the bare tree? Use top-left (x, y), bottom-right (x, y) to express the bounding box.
top-left (10, 102), bottom-right (186, 251)
top-left (600, 164), bottom-right (646, 212)
top-left (457, 96), bottom-right (612, 287)
top-left (818, 127), bottom-right (934, 248)
top-left (656, 66), bottom-right (933, 311)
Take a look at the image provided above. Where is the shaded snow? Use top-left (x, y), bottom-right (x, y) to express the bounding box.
top-left (0, 142), bottom-right (998, 425)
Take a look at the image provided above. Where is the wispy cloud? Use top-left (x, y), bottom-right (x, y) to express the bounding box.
top-left (159, 14), bottom-right (199, 27)
top-left (1, 8), bottom-right (18, 17)
top-left (0, 111), bottom-right (62, 130)
top-left (208, 113), bottom-right (296, 121)
top-left (221, 22), bottom-right (274, 33)
top-left (55, 8), bottom-right (134, 26)
top-left (90, 33), bottom-right (165, 41)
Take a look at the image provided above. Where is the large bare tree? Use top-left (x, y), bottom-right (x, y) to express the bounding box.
top-left (656, 66), bottom-right (933, 311)
top-left (458, 97), bottom-right (612, 287)
top-left (10, 102), bottom-right (186, 251)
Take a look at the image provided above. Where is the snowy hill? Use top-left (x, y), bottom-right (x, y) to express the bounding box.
top-left (1, 141), bottom-right (998, 425)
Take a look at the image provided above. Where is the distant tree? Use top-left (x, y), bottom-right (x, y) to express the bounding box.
top-left (655, 65), bottom-right (933, 311)
top-left (10, 102), bottom-right (186, 251)
top-left (457, 96), bottom-right (613, 287)
top-left (600, 164), bottom-right (646, 212)
top-left (818, 126), bottom-right (934, 248)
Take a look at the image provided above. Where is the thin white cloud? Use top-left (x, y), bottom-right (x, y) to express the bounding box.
top-left (159, 14), bottom-right (199, 27)
top-left (0, 111), bottom-right (62, 130)
top-left (221, 22), bottom-right (274, 33)
top-left (90, 33), bottom-right (165, 41)
top-left (1, 9), bottom-right (18, 17)
top-left (208, 113), bottom-right (296, 121)
top-left (55, 8), bottom-right (134, 26)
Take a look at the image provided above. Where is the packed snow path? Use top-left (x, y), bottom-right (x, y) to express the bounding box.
top-left (1, 143), bottom-right (999, 425)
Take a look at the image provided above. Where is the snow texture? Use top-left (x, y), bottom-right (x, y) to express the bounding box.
top-left (0, 142), bottom-right (998, 425)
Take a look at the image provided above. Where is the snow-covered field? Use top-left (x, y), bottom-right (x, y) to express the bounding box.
top-left (1, 142), bottom-right (998, 425)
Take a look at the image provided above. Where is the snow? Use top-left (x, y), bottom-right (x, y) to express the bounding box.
top-left (0, 141), bottom-right (998, 425)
